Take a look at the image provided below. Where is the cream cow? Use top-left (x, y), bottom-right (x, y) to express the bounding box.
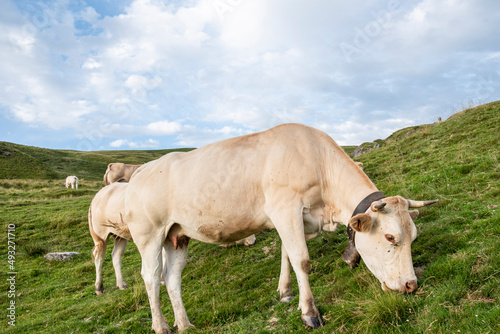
top-left (125, 123), bottom-right (437, 333)
top-left (90, 175), bottom-right (254, 295)
top-left (65, 176), bottom-right (78, 189)
top-left (103, 163), bottom-right (141, 185)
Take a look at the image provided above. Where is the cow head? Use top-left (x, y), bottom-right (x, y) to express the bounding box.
top-left (351, 196), bottom-right (437, 293)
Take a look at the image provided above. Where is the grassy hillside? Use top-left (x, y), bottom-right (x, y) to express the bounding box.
top-left (0, 142), bottom-right (193, 181)
top-left (0, 101), bottom-right (499, 333)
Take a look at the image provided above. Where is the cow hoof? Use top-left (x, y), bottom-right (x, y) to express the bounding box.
top-left (301, 314), bottom-right (324, 328)
top-left (279, 290), bottom-right (294, 303)
top-left (95, 291), bottom-right (103, 295)
top-left (177, 322), bottom-right (196, 332)
top-left (152, 326), bottom-right (173, 334)
top-left (118, 283), bottom-right (129, 290)
top-left (158, 328), bottom-right (174, 334)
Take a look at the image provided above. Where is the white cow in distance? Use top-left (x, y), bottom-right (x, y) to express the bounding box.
top-left (65, 176), bottom-right (78, 189)
top-left (125, 123), bottom-right (438, 333)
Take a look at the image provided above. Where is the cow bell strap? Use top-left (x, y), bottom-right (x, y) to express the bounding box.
top-left (346, 191), bottom-right (386, 244)
top-left (352, 191), bottom-right (386, 217)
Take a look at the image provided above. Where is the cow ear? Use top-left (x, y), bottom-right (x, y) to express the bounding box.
top-left (409, 209), bottom-right (419, 220)
top-left (349, 213), bottom-right (373, 233)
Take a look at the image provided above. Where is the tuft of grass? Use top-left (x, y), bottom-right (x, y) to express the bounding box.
top-left (353, 291), bottom-right (418, 332)
top-left (22, 241), bottom-right (48, 257)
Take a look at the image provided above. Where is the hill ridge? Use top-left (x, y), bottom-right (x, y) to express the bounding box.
top-left (0, 141), bottom-right (193, 180)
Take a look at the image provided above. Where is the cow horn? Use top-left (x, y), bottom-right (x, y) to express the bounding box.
top-left (371, 201), bottom-right (387, 212)
top-left (407, 199), bottom-right (438, 208)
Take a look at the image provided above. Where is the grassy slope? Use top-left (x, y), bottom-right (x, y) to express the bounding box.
top-left (0, 102), bottom-right (499, 333)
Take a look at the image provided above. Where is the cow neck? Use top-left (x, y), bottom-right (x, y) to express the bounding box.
top-left (347, 191), bottom-right (387, 245)
top-left (320, 143), bottom-right (380, 224)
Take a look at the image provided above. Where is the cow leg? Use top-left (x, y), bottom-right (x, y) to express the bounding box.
top-left (112, 237), bottom-right (129, 290)
top-left (267, 204), bottom-right (324, 328)
top-left (277, 243), bottom-right (293, 302)
top-left (138, 239), bottom-right (172, 334)
top-left (93, 239), bottom-right (107, 295)
top-left (164, 240), bottom-right (193, 331)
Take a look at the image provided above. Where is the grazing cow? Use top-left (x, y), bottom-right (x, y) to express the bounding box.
top-left (103, 163), bottom-right (141, 185)
top-left (89, 182), bottom-right (132, 294)
top-left (65, 176), bottom-right (78, 189)
top-left (125, 124), bottom-right (438, 333)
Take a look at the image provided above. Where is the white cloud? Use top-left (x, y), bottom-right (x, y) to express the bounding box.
top-left (109, 138), bottom-right (160, 149)
top-left (146, 120), bottom-right (183, 135)
top-left (217, 0), bottom-right (269, 49)
top-left (79, 6), bottom-right (100, 23)
top-left (109, 139), bottom-right (128, 148)
top-left (82, 58), bottom-right (101, 70)
top-left (130, 138), bottom-right (160, 148)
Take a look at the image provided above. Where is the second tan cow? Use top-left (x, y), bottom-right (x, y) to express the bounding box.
top-left (103, 163), bottom-right (141, 185)
top-left (89, 182), bottom-right (133, 294)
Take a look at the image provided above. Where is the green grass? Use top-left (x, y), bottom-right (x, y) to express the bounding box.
top-left (1, 101), bottom-right (499, 333)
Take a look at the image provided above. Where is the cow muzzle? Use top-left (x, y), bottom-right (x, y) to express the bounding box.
top-left (382, 280), bottom-right (418, 294)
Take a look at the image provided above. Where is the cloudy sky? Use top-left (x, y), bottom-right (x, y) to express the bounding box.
top-left (1, 0), bottom-right (499, 150)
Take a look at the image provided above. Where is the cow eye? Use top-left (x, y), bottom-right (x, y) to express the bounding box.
top-left (385, 234), bottom-right (396, 244)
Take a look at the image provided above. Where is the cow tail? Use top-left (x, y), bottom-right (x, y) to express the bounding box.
top-left (88, 206), bottom-right (106, 263)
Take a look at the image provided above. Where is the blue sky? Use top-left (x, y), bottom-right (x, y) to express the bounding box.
top-left (1, 0), bottom-right (499, 150)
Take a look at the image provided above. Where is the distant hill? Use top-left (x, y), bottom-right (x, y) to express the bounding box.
top-left (0, 142), bottom-right (193, 181)
top-left (356, 100), bottom-right (499, 186)
top-left (352, 100), bottom-right (499, 162)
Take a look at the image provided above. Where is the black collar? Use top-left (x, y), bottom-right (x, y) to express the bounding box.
top-left (351, 191), bottom-right (386, 217)
top-left (347, 191), bottom-right (386, 244)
